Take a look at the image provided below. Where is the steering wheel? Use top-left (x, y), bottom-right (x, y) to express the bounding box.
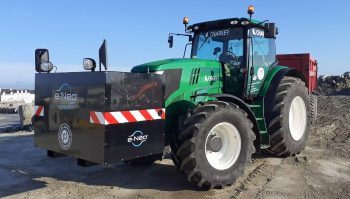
top-left (219, 51), bottom-right (238, 65)
top-left (226, 51), bottom-right (237, 59)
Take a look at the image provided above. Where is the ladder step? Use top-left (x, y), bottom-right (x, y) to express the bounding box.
top-left (248, 105), bottom-right (261, 108)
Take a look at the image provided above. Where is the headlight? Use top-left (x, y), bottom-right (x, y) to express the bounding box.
top-left (230, 20), bottom-right (239, 25)
top-left (241, 20), bottom-right (250, 25)
top-left (40, 61), bottom-right (53, 72)
top-left (150, 70), bottom-right (164, 75)
top-left (83, 58), bottom-right (96, 71)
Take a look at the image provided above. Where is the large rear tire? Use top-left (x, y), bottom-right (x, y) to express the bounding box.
top-left (171, 101), bottom-right (255, 189)
top-left (267, 77), bottom-right (310, 156)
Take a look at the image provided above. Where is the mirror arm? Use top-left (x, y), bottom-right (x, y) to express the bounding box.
top-left (169, 33), bottom-right (193, 41)
top-left (183, 43), bottom-right (192, 58)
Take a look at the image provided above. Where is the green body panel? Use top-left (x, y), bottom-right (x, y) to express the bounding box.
top-left (248, 99), bottom-right (269, 148)
top-left (258, 66), bottom-right (288, 96)
top-left (255, 66), bottom-right (289, 147)
top-left (245, 65), bottom-right (269, 97)
top-left (131, 59), bottom-right (286, 148)
top-left (132, 59), bottom-right (222, 108)
top-left (132, 59), bottom-right (223, 141)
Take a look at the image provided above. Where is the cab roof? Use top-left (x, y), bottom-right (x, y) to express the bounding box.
top-left (188, 17), bottom-right (265, 32)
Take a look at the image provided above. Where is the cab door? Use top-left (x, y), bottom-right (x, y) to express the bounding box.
top-left (245, 28), bottom-right (276, 97)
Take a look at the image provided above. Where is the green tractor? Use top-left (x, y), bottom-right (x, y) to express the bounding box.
top-left (34, 6), bottom-right (317, 189)
top-left (131, 6), bottom-right (315, 188)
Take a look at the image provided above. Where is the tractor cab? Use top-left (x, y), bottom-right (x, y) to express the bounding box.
top-left (188, 17), bottom-right (278, 98)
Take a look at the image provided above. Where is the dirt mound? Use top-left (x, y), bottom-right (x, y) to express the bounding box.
top-left (317, 72), bottom-right (350, 95)
top-left (309, 96), bottom-right (350, 158)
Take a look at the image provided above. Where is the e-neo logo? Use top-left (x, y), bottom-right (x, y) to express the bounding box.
top-left (127, 130), bottom-right (148, 147)
top-left (54, 83), bottom-right (78, 101)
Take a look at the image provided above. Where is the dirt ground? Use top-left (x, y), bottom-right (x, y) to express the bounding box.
top-left (0, 95), bottom-right (349, 199)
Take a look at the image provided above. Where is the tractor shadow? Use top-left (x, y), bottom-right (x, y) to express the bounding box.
top-left (54, 159), bottom-right (204, 192)
top-left (0, 134), bottom-right (204, 198)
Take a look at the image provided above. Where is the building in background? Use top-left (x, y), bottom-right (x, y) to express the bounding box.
top-left (0, 89), bottom-right (34, 103)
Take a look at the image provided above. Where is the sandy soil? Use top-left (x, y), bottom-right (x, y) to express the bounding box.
top-left (0, 95), bottom-right (349, 199)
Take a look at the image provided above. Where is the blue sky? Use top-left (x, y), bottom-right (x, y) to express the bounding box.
top-left (0, 0), bottom-right (349, 89)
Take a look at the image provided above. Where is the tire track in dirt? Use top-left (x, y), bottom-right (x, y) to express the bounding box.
top-left (226, 157), bottom-right (284, 199)
top-left (231, 161), bottom-right (268, 198)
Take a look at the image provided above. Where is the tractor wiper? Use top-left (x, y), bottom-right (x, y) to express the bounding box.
top-left (199, 36), bottom-right (211, 50)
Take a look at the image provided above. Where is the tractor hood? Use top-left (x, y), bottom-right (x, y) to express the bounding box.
top-left (131, 58), bottom-right (220, 73)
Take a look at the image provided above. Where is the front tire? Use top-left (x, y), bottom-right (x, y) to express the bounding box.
top-left (267, 77), bottom-right (310, 156)
top-left (172, 101), bottom-right (255, 189)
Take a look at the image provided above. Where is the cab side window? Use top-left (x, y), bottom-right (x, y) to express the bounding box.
top-left (250, 37), bottom-right (276, 67)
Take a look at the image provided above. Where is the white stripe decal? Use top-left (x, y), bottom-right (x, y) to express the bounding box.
top-left (34, 106), bottom-right (44, 116)
top-left (148, 109), bottom-right (161, 120)
top-left (90, 115), bottom-right (93, 123)
top-left (111, 112), bottom-right (128, 123)
top-left (130, 110), bottom-right (146, 121)
top-left (95, 112), bottom-right (107, 125)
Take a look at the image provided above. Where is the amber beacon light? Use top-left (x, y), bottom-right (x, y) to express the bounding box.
top-left (183, 17), bottom-right (189, 25)
top-left (248, 5), bottom-right (255, 20)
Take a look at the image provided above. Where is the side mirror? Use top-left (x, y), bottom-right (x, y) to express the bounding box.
top-left (168, 35), bottom-right (174, 48)
top-left (188, 35), bottom-right (193, 42)
top-left (99, 39), bottom-right (108, 71)
top-left (35, 49), bottom-right (50, 72)
top-left (40, 61), bottom-right (53, 72)
top-left (213, 47), bottom-right (222, 56)
top-left (83, 58), bottom-right (96, 71)
top-left (264, 23), bottom-right (278, 39)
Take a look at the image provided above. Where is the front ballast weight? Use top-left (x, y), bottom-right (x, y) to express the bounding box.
top-left (34, 71), bottom-right (166, 165)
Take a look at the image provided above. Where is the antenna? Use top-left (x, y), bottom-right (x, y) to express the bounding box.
top-left (99, 39), bottom-right (108, 71)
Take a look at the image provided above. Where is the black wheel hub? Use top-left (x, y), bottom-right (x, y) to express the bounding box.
top-left (209, 136), bottom-right (222, 152)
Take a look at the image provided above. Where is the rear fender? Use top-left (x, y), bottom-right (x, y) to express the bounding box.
top-left (262, 67), bottom-right (306, 125)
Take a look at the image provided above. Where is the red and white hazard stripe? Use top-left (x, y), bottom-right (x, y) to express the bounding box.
top-left (90, 108), bottom-right (166, 125)
top-left (34, 106), bottom-right (44, 116)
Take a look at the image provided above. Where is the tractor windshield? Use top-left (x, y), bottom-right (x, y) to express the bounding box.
top-left (192, 28), bottom-right (244, 67)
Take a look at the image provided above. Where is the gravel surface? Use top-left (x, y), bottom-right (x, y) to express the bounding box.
top-left (0, 96), bottom-right (349, 199)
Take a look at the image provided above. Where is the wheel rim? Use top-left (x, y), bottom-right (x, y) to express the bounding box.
top-left (289, 96), bottom-right (307, 141)
top-left (205, 122), bottom-right (241, 170)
